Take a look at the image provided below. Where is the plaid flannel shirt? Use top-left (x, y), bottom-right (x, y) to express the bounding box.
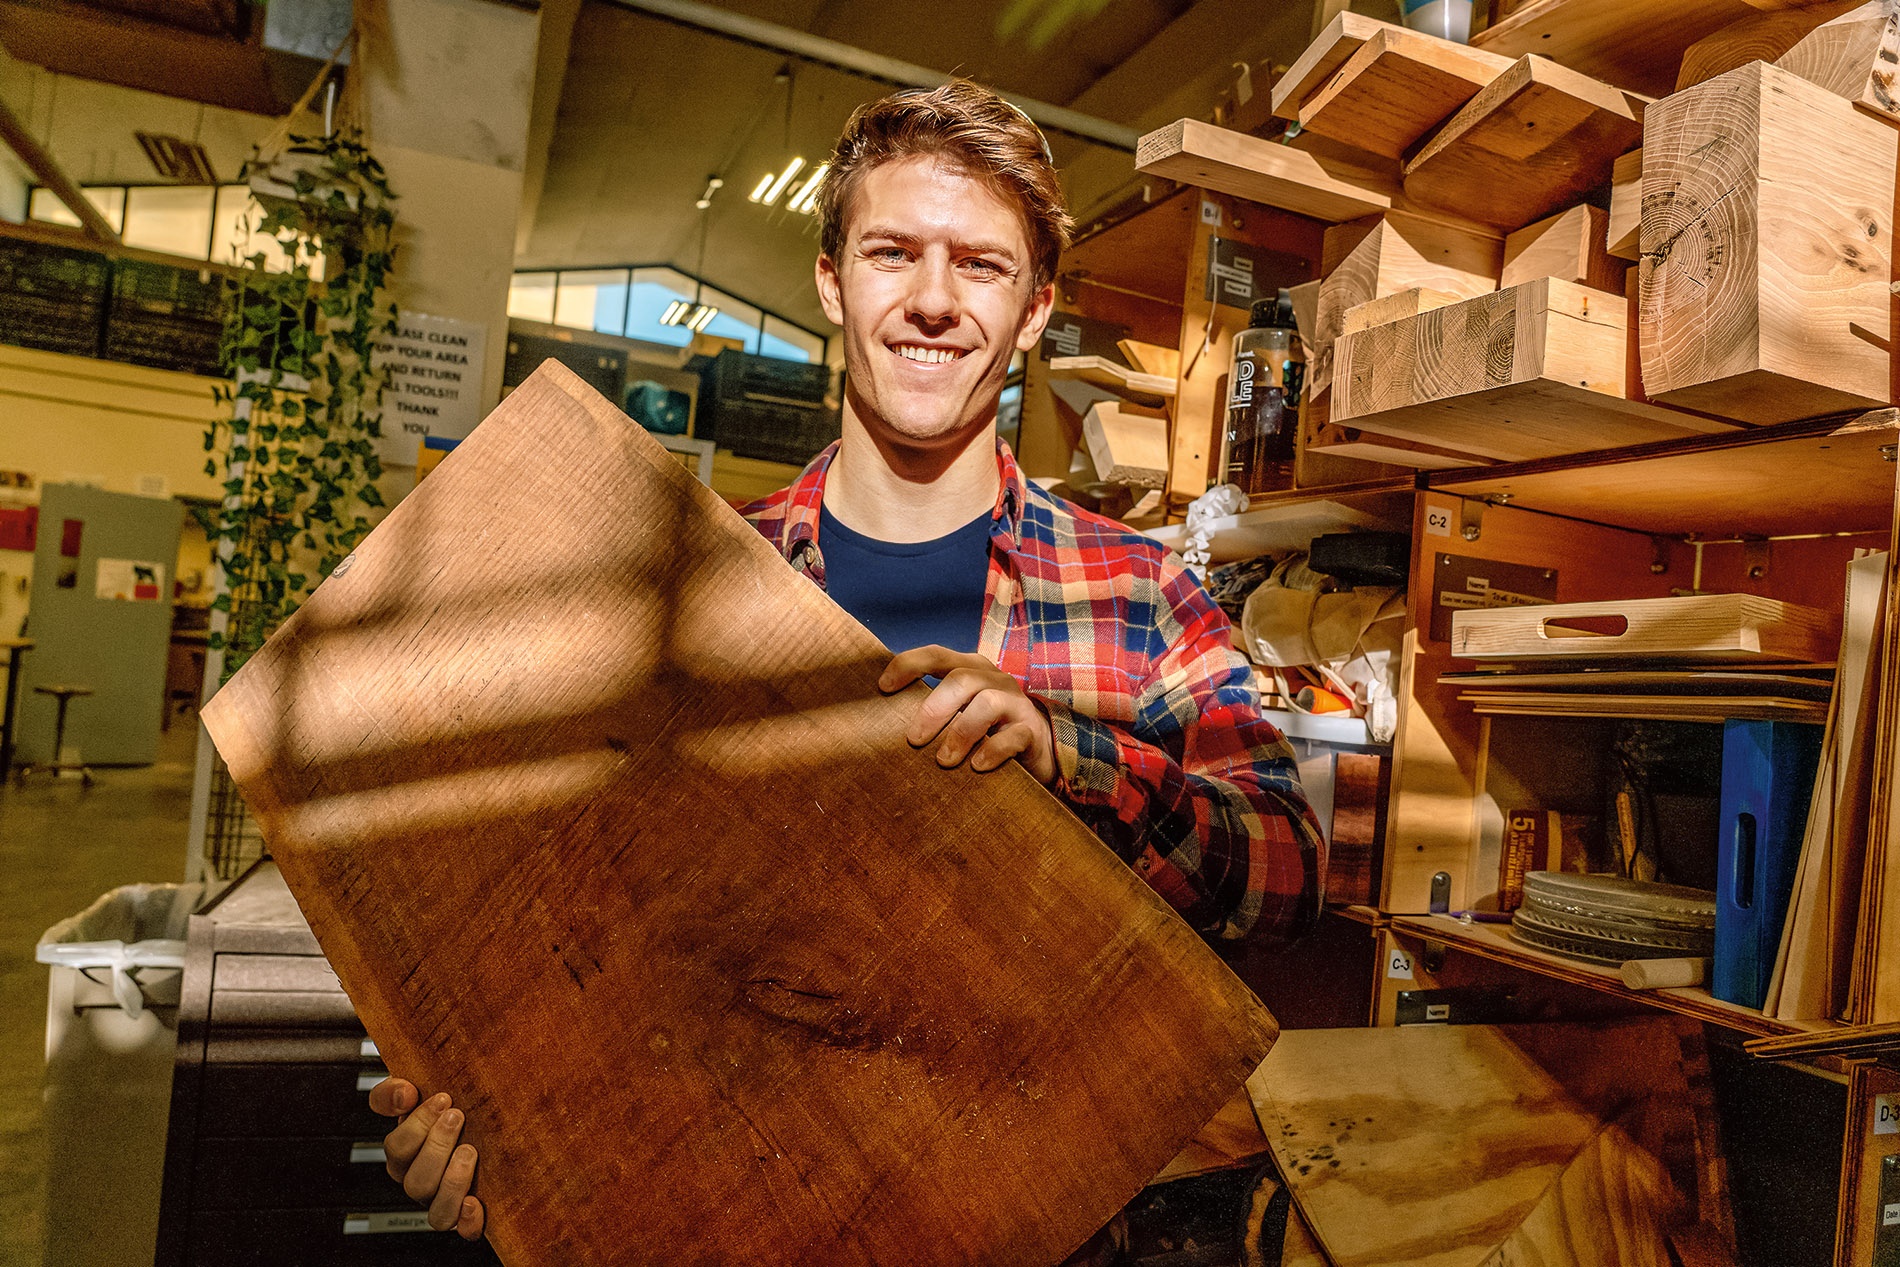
top-left (741, 438), bottom-right (1326, 942)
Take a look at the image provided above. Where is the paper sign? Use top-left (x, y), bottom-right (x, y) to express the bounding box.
top-left (96, 558), bottom-right (164, 602)
top-left (372, 311), bottom-right (487, 466)
top-left (1425, 504), bottom-right (1453, 537)
top-left (1877, 1094), bottom-right (1900, 1135)
top-left (343, 1211), bottom-right (434, 1235)
top-left (1386, 947), bottom-right (1415, 980)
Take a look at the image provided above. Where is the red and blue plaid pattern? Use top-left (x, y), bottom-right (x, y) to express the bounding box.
top-left (742, 439), bottom-right (1326, 942)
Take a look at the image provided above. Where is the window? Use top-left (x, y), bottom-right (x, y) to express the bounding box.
top-left (626, 268), bottom-right (696, 348)
top-left (28, 186), bottom-right (126, 234)
top-left (506, 272), bottom-right (557, 323)
top-left (762, 315), bottom-right (821, 364)
top-left (123, 185), bottom-right (216, 257)
top-left (551, 268), bottom-right (630, 336)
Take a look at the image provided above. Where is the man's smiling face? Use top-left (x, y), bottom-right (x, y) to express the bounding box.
top-left (816, 155), bottom-right (1054, 452)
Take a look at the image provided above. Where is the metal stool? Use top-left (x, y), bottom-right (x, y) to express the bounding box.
top-left (16, 684), bottom-right (94, 786)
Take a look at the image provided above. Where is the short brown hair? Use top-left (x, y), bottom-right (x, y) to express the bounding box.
top-left (817, 79), bottom-right (1073, 291)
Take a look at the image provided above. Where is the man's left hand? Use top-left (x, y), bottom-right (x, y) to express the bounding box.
top-left (879, 647), bottom-right (1057, 786)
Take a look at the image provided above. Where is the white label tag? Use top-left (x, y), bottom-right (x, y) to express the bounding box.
top-left (1876, 1094), bottom-right (1900, 1135)
top-left (1387, 948), bottom-right (1415, 980)
top-left (343, 1210), bottom-right (434, 1235)
top-left (1425, 505), bottom-right (1453, 538)
top-left (360, 1039), bottom-right (380, 1059)
top-left (356, 1072), bottom-right (386, 1093)
top-left (1425, 1003), bottom-right (1451, 1022)
top-left (1884, 1202), bottom-right (1900, 1228)
top-left (1200, 199), bottom-right (1221, 227)
top-left (349, 1143), bottom-right (387, 1164)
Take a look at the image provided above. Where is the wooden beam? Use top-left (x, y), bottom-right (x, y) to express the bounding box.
top-left (1639, 61), bottom-right (1896, 423)
top-left (1296, 26), bottom-right (1514, 160)
top-left (1775, 0), bottom-right (1900, 122)
top-left (0, 94), bottom-right (118, 243)
top-left (1135, 118), bottom-right (1394, 224)
top-left (1273, 11), bottom-right (1393, 120)
top-left (1606, 148), bottom-right (1643, 261)
top-left (1676, 0), bottom-right (1861, 90)
top-left (1501, 204), bottom-right (1628, 294)
top-left (1403, 56), bottom-right (1645, 233)
top-left (1334, 278), bottom-right (1739, 462)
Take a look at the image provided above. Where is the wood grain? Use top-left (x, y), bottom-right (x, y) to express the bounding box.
top-left (1677, 0), bottom-right (1861, 89)
top-left (1048, 354), bottom-right (1177, 402)
top-left (1450, 593), bottom-right (1838, 661)
top-left (1341, 287), bottom-right (1460, 337)
top-left (1333, 278), bottom-right (1736, 463)
top-left (1403, 56), bottom-right (1644, 233)
top-left (1306, 423), bottom-right (1494, 469)
top-left (1606, 149), bottom-right (1642, 262)
top-left (1083, 400), bottom-right (1170, 489)
top-left (1501, 205), bottom-right (1628, 294)
top-left (1135, 119), bottom-right (1394, 224)
top-left (1469, 0), bottom-right (1785, 98)
top-left (1639, 61), bottom-right (1896, 424)
top-left (199, 361), bottom-right (1279, 1267)
top-left (1296, 26), bottom-right (1513, 160)
top-left (1775, 0), bottom-right (1900, 121)
top-left (1473, 1120), bottom-right (1680, 1267)
top-left (1271, 11), bottom-right (1393, 120)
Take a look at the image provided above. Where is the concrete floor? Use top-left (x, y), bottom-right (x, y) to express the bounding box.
top-left (0, 719), bottom-right (198, 1267)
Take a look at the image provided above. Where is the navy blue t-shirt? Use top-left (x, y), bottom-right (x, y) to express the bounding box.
top-left (818, 503), bottom-right (990, 655)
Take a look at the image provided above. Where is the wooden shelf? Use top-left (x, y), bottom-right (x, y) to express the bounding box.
top-left (1142, 480), bottom-right (1414, 565)
top-left (1426, 409), bottom-right (1900, 538)
top-left (1388, 913), bottom-right (1836, 1037)
top-left (1046, 355), bottom-right (1175, 404)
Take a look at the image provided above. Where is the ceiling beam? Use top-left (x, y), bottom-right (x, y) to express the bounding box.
top-left (597, 0), bottom-right (1142, 154)
top-left (0, 92), bottom-right (118, 242)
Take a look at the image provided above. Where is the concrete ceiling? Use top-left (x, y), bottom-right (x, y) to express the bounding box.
top-left (516, 0), bottom-right (1319, 337)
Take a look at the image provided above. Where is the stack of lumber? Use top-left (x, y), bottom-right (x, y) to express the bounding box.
top-left (1138, 0), bottom-right (1899, 474)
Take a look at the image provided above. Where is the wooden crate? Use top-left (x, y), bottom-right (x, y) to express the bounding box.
top-left (1639, 60), bottom-right (1896, 424)
top-left (1332, 277), bottom-right (1735, 462)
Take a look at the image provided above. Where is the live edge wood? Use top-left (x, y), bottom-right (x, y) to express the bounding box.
top-left (1639, 61), bottom-right (1896, 424)
top-left (1333, 278), bottom-right (1735, 463)
top-left (1403, 55), bottom-right (1644, 233)
top-left (1135, 118), bottom-right (1393, 223)
top-left (1295, 26), bottom-right (1514, 160)
top-left (199, 361), bottom-right (1278, 1267)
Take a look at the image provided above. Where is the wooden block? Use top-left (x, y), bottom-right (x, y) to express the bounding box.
top-left (1403, 55), bottom-right (1645, 232)
top-left (1333, 278), bottom-right (1736, 462)
top-left (1047, 354), bottom-right (1176, 403)
top-left (1135, 118), bottom-right (1394, 224)
top-left (1340, 286), bottom-right (1460, 336)
top-left (1297, 26), bottom-right (1514, 159)
top-left (1640, 61), bottom-right (1896, 424)
top-left (1270, 11), bottom-right (1393, 120)
top-left (199, 361), bottom-right (1278, 1267)
top-left (1607, 148), bottom-right (1643, 261)
top-left (1450, 593), bottom-right (1839, 662)
top-left (1466, 0), bottom-right (1773, 99)
top-left (1501, 204), bottom-right (1629, 293)
top-left (1115, 338), bottom-right (1180, 380)
top-left (1677, 0), bottom-right (1863, 89)
top-left (1286, 278), bottom-right (1321, 351)
top-left (1775, 0), bottom-right (1900, 122)
top-left (1083, 400), bottom-right (1170, 489)
top-left (1310, 210), bottom-right (1502, 398)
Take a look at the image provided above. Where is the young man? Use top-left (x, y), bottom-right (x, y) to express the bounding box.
top-left (372, 79), bottom-right (1324, 1246)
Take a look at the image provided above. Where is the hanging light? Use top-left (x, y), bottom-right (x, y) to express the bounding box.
top-left (750, 157), bottom-right (806, 207)
top-left (787, 163), bottom-right (829, 215)
top-left (695, 176), bottom-right (724, 211)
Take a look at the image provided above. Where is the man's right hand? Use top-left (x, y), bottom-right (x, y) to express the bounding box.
top-left (368, 1077), bottom-right (485, 1239)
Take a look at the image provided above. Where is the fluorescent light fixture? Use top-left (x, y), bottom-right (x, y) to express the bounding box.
top-left (661, 300), bottom-right (720, 332)
top-left (787, 163), bottom-right (829, 215)
top-left (748, 173), bottom-right (775, 203)
top-left (757, 157), bottom-right (805, 207)
top-left (687, 305), bottom-right (719, 333)
top-left (661, 299), bottom-right (688, 324)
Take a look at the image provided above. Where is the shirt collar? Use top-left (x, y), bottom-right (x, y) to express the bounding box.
top-left (778, 435), bottom-right (1028, 564)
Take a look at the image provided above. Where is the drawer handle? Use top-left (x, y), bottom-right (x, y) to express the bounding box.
top-left (1539, 614), bottom-right (1628, 640)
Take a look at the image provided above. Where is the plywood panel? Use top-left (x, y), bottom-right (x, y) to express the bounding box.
top-left (199, 362), bottom-right (1278, 1267)
top-left (1639, 61), bottom-right (1896, 423)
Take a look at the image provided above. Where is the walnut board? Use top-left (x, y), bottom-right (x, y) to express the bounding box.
top-left (199, 361), bottom-right (1279, 1267)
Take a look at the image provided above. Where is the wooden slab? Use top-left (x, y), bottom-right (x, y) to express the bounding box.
top-left (1340, 286), bottom-right (1460, 336)
top-left (1606, 148), bottom-right (1642, 261)
top-left (1306, 422), bottom-right (1492, 470)
top-left (1116, 338), bottom-right (1180, 379)
top-left (1271, 11), bottom-right (1393, 119)
top-left (1333, 278), bottom-right (1736, 463)
top-left (1296, 26), bottom-right (1514, 160)
top-left (1047, 354), bottom-right (1176, 403)
top-left (1136, 118), bottom-right (1394, 224)
top-left (1776, 0), bottom-right (1900, 122)
top-left (199, 361), bottom-right (1279, 1267)
top-left (1639, 61), bottom-right (1896, 423)
top-left (1501, 204), bottom-right (1628, 294)
top-left (1403, 56), bottom-right (1644, 233)
top-left (1083, 400), bottom-right (1170, 489)
top-left (1677, 0), bottom-right (1862, 89)
top-left (1468, 0), bottom-right (1775, 99)
top-left (1450, 593), bottom-right (1839, 662)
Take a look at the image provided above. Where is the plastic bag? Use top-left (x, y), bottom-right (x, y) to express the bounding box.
top-left (37, 883), bottom-right (200, 1019)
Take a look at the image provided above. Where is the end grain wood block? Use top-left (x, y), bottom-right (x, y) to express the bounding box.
top-left (1776, 0), bottom-right (1900, 123)
top-left (1135, 119), bottom-right (1393, 223)
top-left (1607, 149), bottom-right (1643, 261)
top-left (1340, 286), bottom-right (1460, 336)
top-left (1451, 593), bottom-right (1838, 662)
top-left (1501, 205), bottom-right (1629, 294)
top-left (1295, 26), bottom-right (1514, 159)
top-left (1639, 61), bottom-right (1896, 424)
top-left (1270, 11), bottom-right (1394, 120)
top-left (1309, 210), bottom-right (1502, 397)
top-left (1677, 0), bottom-right (1863, 90)
top-left (1333, 278), bottom-right (1737, 462)
top-left (198, 361), bottom-right (1278, 1267)
top-left (1084, 400), bottom-right (1171, 489)
top-left (1403, 56), bottom-right (1644, 233)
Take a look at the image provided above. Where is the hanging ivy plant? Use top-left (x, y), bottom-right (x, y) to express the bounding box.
top-left (205, 128), bottom-right (398, 675)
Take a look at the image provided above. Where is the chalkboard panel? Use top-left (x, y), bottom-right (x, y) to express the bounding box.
top-left (0, 238), bottom-right (109, 358)
top-left (105, 258), bottom-right (226, 377)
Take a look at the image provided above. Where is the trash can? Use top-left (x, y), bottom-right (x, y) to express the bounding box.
top-left (36, 882), bottom-right (202, 1267)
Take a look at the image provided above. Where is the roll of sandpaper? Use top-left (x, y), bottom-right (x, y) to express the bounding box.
top-left (1619, 957), bottom-right (1709, 990)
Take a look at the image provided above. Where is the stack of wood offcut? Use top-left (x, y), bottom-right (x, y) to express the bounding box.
top-left (1134, 3), bottom-right (1898, 471)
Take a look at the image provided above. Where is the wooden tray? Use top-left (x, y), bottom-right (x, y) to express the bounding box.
top-left (199, 361), bottom-right (1277, 1267)
top-left (1451, 594), bottom-right (1837, 663)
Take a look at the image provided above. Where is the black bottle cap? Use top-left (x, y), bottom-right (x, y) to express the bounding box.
top-left (1249, 288), bottom-right (1298, 330)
